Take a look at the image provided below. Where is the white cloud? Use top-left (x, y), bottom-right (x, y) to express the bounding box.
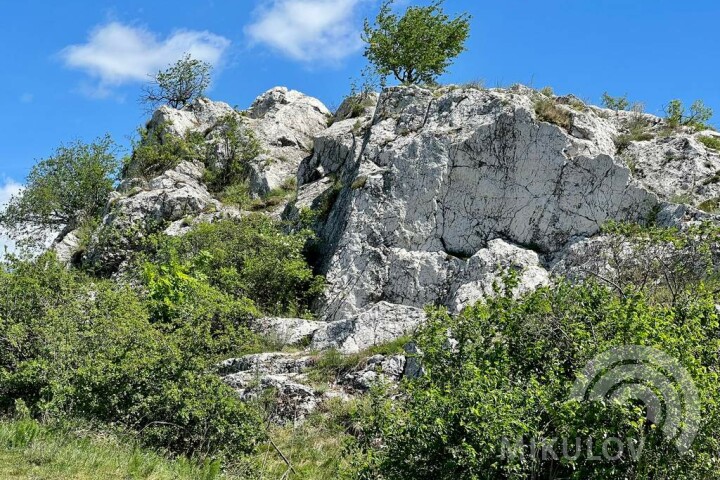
top-left (0, 179), bottom-right (22, 257)
top-left (61, 22), bottom-right (230, 95)
top-left (245, 0), bottom-right (367, 62)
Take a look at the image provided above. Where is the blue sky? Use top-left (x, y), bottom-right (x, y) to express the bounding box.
top-left (1, 0), bottom-right (719, 194)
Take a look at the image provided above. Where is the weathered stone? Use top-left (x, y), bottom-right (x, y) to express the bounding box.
top-left (296, 85), bottom-right (660, 329)
top-left (310, 302), bottom-right (425, 354)
top-left (252, 317), bottom-right (323, 347)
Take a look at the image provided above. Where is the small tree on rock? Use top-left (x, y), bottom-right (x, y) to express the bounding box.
top-left (141, 54), bottom-right (212, 109)
top-left (362, 0), bottom-right (471, 85)
top-left (0, 136), bottom-right (119, 242)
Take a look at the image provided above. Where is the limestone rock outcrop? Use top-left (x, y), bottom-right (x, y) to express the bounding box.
top-left (295, 85), bottom-right (680, 330)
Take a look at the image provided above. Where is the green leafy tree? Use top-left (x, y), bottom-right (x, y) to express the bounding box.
top-left (664, 99), bottom-right (713, 130)
top-left (362, 0), bottom-right (471, 85)
top-left (141, 53), bottom-right (212, 109)
top-left (0, 136), bottom-right (119, 241)
top-left (601, 92), bottom-right (630, 112)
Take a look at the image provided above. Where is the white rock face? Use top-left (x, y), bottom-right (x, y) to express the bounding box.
top-left (310, 302), bottom-right (425, 354)
top-left (623, 131), bottom-right (720, 206)
top-left (141, 89), bottom-right (330, 198)
top-left (246, 87), bottom-right (331, 195)
top-left (252, 317), bottom-right (323, 347)
top-left (296, 85), bottom-right (664, 326)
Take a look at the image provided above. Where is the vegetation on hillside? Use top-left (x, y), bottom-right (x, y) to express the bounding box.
top-left (4, 3), bottom-right (720, 477)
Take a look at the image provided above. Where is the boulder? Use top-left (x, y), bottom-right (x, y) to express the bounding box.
top-left (310, 302), bottom-right (425, 354)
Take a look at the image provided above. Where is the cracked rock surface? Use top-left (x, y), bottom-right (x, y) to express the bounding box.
top-left (294, 85), bottom-right (703, 330)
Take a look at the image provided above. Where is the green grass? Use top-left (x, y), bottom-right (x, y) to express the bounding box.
top-left (252, 398), bottom-right (361, 480)
top-left (698, 135), bottom-right (720, 151)
top-left (307, 335), bottom-right (412, 385)
top-left (534, 97), bottom-right (572, 130)
top-left (0, 418), bottom-right (227, 480)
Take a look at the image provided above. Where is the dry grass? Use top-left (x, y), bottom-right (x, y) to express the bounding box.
top-left (534, 97), bottom-right (572, 130)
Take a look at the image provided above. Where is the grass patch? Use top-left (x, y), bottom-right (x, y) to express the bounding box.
top-left (253, 398), bottom-right (362, 479)
top-left (534, 97), bottom-right (572, 130)
top-left (351, 176), bottom-right (367, 190)
top-left (698, 197), bottom-right (720, 213)
top-left (0, 418), bottom-right (228, 480)
top-left (699, 135), bottom-right (720, 151)
top-left (614, 131), bottom-right (654, 153)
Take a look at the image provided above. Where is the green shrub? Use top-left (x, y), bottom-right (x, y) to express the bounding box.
top-left (349, 280), bottom-right (720, 479)
top-left (203, 114), bottom-right (262, 191)
top-left (148, 215), bottom-right (324, 317)
top-left (0, 253), bottom-right (264, 460)
top-left (614, 104), bottom-right (654, 153)
top-left (124, 123), bottom-right (203, 179)
top-left (698, 135), bottom-right (720, 151)
top-left (664, 99), bottom-right (713, 131)
top-left (601, 92), bottom-right (630, 112)
top-left (539, 86), bottom-right (554, 97)
top-left (697, 197), bottom-right (720, 213)
top-left (614, 131), bottom-right (654, 153)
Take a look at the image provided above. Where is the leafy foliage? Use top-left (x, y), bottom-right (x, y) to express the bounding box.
top-left (362, 0), bottom-right (471, 85)
top-left (664, 99), bottom-right (713, 131)
top-left (0, 253), bottom-right (263, 460)
top-left (602, 92), bottom-right (630, 112)
top-left (141, 54), bottom-right (212, 110)
top-left (123, 122), bottom-right (204, 179)
top-left (146, 215), bottom-right (324, 317)
top-left (0, 136), bottom-right (119, 242)
top-left (203, 114), bottom-right (262, 192)
top-left (349, 278), bottom-right (720, 479)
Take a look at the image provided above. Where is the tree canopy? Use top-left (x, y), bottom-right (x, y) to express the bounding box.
top-left (140, 53), bottom-right (212, 109)
top-left (0, 135), bottom-right (119, 242)
top-left (363, 0), bottom-right (471, 85)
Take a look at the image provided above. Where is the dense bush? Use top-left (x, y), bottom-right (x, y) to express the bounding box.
top-left (147, 215), bottom-right (324, 317)
top-left (203, 114), bottom-right (262, 192)
top-left (664, 99), bottom-right (713, 131)
top-left (0, 253), bottom-right (263, 459)
top-left (123, 123), bottom-right (204, 179)
top-left (349, 275), bottom-right (720, 479)
top-left (601, 92), bottom-right (630, 112)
